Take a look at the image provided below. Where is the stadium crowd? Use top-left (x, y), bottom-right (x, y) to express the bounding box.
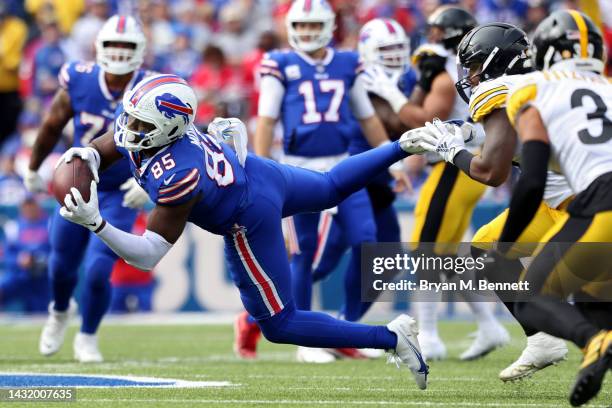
top-left (0, 0), bottom-right (610, 311)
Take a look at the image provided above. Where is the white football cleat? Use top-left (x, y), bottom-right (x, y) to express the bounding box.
top-left (359, 348), bottom-right (385, 359)
top-left (387, 314), bottom-right (428, 390)
top-left (499, 332), bottom-right (567, 382)
top-left (296, 347), bottom-right (336, 363)
top-left (418, 333), bottom-right (447, 361)
top-left (74, 332), bottom-right (104, 363)
top-left (460, 323), bottom-right (510, 361)
top-left (39, 300), bottom-right (77, 356)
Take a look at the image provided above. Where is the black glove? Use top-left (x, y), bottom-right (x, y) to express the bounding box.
top-left (417, 54), bottom-right (447, 93)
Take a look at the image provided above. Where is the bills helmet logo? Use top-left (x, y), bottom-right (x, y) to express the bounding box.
top-left (155, 93), bottom-right (193, 124)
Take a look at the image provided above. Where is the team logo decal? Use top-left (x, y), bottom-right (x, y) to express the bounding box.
top-left (155, 93), bottom-right (193, 124)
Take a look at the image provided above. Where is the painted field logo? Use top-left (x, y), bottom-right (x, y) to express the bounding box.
top-left (0, 373), bottom-right (234, 388)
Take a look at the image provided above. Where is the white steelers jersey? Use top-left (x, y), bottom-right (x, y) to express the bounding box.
top-left (506, 69), bottom-right (612, 195)
top-left (468, 74), bottom-right (574, 208)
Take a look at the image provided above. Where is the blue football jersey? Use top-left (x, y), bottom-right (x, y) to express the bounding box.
top-left (259, 48), bottom-right (364, 157)
top-left (348, 67), bottom-right (417, 156)
top-left (59, 61), bottom-right (149, 190)
top-left (116, 125), bottom-right (248, 235)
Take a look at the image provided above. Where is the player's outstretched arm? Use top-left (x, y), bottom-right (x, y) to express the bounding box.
top-left (26, 88), bottom-right (74, 192)
top-left (61, 178), bottom-right (198, 271)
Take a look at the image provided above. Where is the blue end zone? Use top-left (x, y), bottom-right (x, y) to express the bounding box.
top-left (0, 373), bottom-right (233, 388)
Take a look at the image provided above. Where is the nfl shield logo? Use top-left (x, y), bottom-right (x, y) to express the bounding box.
top-left (285, 65), bottom-right (301, 80)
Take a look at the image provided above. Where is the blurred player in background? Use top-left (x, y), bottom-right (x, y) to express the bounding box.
top-left (24, 15), bottom-right (151, 362)
top-left (244, 0), bottom-right (402, 363)
top-left (362, 6), bottom-right (509, 361)
top-left (307, 18), bottom-right (416, 351)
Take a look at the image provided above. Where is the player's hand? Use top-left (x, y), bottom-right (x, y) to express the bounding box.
top-left (23, 169), bottom-right (46, 193)
top-left (120, 178), bottom-right (150, 209)
top-left (60, 180), bottom-right (104, 232)
top-left (208, 117), bottom-right (248, 167)
top-left (421, 119), bottom-right (467, 163)
top-left (56, 147), bottom-right (100, 183)
top-left (362, 65), bottom-right (408, 114)
top-left (398, 128), bottom-right (438, 154)
top-left (389, 164), bottom-right (413, 194)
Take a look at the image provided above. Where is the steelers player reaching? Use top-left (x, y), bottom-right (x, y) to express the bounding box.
top-left (497, 11), bottom-right (612, 406)
top-left (362, 6), bottom-right (509, 361)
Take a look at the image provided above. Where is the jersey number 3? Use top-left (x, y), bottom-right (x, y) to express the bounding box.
top-left (299, 80), bottom-right (344, 124)
top-left (571, 88), bottom-right (612, 145)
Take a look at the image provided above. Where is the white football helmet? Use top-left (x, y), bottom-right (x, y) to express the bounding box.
top-left (116, 74), bottom-right (197, 151)
top-left (95, 15), bottom-right (146, 75)
top-left (358, 18), bottom-right (410, 73)
top-left (286, 0), bottom-right (335, 53)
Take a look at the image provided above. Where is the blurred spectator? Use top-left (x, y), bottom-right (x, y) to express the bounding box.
top-left (150, 0), bottom-right (176, 54)
top-left (171, 0), bottom-right (213, 53)
top-left (0, 196), bottom-right (50, 312)
top-left (110, 212), bottom-right (154, 313)
top-left (476, 0), bottom-right (529, 26)
top-left (0, 4), bottom-right (26, 148)
top-left (32, 20), bottom-right (66, 105)
top-left (67, 0), bottom-right (109, 61)
top-left (242, 30), bottom-right (279, 118)
top-left (213, 2), bottom-right (258, 65)
top-left (523, 0), bottom-right (549, 36)
top-left (25, 0), bottom-right (85, 35)
top-left (155, 24), bottom-right (201, 79)
top-left (191, 44), bottom-right (245, 125)
top-left (0, 141), bottom-right (28, 206)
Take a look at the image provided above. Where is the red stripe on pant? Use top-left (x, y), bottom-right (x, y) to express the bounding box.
top-left (235, 231), bottom-right (283, 315)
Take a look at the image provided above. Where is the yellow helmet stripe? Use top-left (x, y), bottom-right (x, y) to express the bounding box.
top-left (568, 10), bottom-right (588, 58)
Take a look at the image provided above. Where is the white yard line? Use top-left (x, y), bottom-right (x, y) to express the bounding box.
top-left (74, 399), bottom-right (611, 407)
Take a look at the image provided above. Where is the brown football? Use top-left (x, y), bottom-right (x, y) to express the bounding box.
top-left (52, 156), bottom-right (94, 205)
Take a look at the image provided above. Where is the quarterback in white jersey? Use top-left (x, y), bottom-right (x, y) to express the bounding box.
top-left (497, 10), bottom-right (612, 407)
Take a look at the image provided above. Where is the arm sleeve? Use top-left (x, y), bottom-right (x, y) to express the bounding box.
top-left (349, 75), bottom-right (375, 119)
top-left (499, 140), bottom-right (550, 244)
top-left (257, 75), bottom-right (285, 119)
top-left (96, 225), bottom-right (173, 271)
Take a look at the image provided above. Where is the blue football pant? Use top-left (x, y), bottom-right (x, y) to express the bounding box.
top-left (290, 188), bottom-right (376, 315)
top-left (225, 142), bottom-right (407, 348)
top-left (313, 202), bottom-right (401, 321)
top-left (48, 189), bottom-right (137, 334)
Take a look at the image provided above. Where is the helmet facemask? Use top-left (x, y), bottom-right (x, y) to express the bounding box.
top-left (98, 41), bottom-right (139, 75)
top-left (115, 111), bottom-right (163, 152)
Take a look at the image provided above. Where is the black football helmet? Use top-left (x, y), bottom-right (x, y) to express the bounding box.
top-left (532, 9), bottom-right (604, 74)
top-left (455, 23), bottom-right (531, 103)
top-left (427, 6), bottom-right (477, 52)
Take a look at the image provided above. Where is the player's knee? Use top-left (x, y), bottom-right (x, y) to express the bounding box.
top-left (257, 308), bottom-right (293, 344)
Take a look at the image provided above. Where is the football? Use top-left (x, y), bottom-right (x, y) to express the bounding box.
top-left (51, 156), bottom-right (94, 205)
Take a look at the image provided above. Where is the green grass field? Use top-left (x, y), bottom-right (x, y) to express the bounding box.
top-left (0, 321), bottom-right (609, 407)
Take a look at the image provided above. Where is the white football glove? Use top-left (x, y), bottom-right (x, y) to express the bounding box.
top-left (362, 65), bottom-right (408, 114)
top-left (420, 119), bottom-right (467, 163)
top-left (23, 169), bottom-right (46, 193)
top-left (398, 128), bottom-right (438, 155)
top-left (120, 178), bottom-right (150, 209)
top-left (56, 147), bottom-right (100, 183)
top-left (60, 180), bottom-right (104, 232)
top-left (208, 117), bottom-right (248, 167)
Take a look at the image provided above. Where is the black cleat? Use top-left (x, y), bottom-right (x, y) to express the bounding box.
top-left (569, 331), bottom-right (612, 407)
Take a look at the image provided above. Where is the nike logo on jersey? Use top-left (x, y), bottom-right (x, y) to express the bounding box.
top-left (162, 174), bottom-right (176, 186)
